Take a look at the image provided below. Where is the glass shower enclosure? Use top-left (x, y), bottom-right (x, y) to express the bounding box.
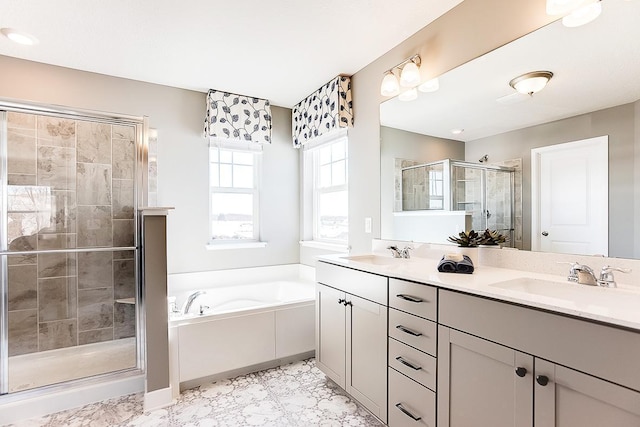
top-left (401, 159), bottom-right (515, 244)
top-left (0, 100), bottom-right (146, 395)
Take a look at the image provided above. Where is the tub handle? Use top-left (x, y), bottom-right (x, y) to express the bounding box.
top-left (396, 294), bottom-right (424, 303)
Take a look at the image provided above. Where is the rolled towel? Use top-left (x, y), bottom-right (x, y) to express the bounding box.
top-left (437, 256), bottom-right (457, 273)
top-left (455, 255), bottom-right (475, 274)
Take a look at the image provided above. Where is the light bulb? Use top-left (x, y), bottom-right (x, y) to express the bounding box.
top-left (418, 78), bottom-right (440, 93)
top-left (380, 71), bottom-right (400, 97)
top-left (562, 1), bottom-right (601, 27)
top-left (400, 61), bottom-right (420, 87)
top-left (398, 88), bottom-right (418, 102)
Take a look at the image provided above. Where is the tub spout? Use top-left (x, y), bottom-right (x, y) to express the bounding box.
top-left (183, 291), bottom-right (207, 314)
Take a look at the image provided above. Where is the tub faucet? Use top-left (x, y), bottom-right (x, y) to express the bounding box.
top-left (183, 291), bottom-right (207, 314)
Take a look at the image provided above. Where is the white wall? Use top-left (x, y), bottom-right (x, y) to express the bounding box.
top-left (0, 55), bottom-right (299, 273)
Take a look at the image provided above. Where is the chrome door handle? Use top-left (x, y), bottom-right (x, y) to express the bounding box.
top-left (542, 231), bottom-right (549, 236)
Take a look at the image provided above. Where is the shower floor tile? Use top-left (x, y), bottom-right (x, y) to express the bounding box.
top-left (11, 358), bottom-right (383, 427)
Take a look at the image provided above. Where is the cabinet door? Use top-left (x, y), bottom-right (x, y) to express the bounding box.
top-left (535, 359), bottom-right (640, 427)
top-left (315, 284), bottom-right (346, 388)
top-left (438, 326), bottom-right (533, 427)
top-left (347, 293), bottom-right (388, 422)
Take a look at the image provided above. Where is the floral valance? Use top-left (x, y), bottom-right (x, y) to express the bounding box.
top-left (204, 89), bottom-right (272, 143)
top-left (292, 76), bottom-right (353, 148)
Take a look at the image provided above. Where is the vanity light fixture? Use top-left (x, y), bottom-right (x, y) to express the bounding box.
top-left (562, 0), bottom-right (602, 27)
top-left (418, 77), bottom-right (440, 93)
top-left (0, 28), bottom-right (39, 46)
top-left (509, 71), bottom-right (554, 95)
top-left (380, 54), bottom-right (421, 96)
top-left (398, 88), bottom-right (418, 102)
top-left (381, 71), bottom-right (400, 97)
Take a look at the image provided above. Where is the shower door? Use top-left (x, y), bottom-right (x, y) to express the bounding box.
top-left (0, 104), bottom-right (144, 394)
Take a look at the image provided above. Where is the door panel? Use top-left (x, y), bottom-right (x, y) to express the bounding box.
top-left (347, 293), bottom-right (388, 422)
top-left (438, 326), bottom-right (533, 427)
top-left (535, 359), bottom-right (640, 427)
top-left (315, 284), bottom-right (346, 387)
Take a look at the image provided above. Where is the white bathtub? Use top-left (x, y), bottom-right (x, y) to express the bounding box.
top-left (168, 265), bottom-right (316, 392)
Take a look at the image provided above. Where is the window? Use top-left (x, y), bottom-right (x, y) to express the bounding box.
top-left (209, 144), bottom-right (261, 243)
top-left (303, 133), bottom-right (348, 245)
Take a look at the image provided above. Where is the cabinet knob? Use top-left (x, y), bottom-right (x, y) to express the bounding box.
top-left (536, 375), bottom-right (549, 386)
top-left (338, 298), bottom-right (345, 305)
top-left (345, 300), bottom-right (352, 307)
top-left (515, 367), bottom-right (527, 377)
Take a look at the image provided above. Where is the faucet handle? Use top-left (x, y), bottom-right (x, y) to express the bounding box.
top-left (557, 261), bottom-right (579, 282)
top-left (598, 265), bottom-right (632, 288)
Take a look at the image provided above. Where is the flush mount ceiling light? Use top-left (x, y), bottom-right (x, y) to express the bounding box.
top-left (0, 28), bottom-right (39, 46)
top-left (418, 77), bottom-right (440, 93)
top-left (398, 88), bottom-right (418, 102)
top-left (562, 0), bottom-right (602, 27)
top-left (509, 71), bottom-right (554, 95)
top-left (380, 54), bottom-right (421, 97)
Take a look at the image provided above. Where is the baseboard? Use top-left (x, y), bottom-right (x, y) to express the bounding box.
top-left (144, 386), bottom-right (174, 412)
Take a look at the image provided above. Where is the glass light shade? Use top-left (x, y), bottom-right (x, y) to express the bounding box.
top-left (0, 28), bottom-right (38, 45)
top-left (509, 71), bottom-right (553, 95)
top-left (546, 0), bottom-right (588, 15)
top-left (398, 88), bottom-right (418, 102)
top-left (400, 61), bottom-right (421, 87)
top-left (562, 1), bottom-right (601, 27)
top-left (380, 72), bottom-right (400, 97)
top-left (418, 78), bottom-right (440, 93)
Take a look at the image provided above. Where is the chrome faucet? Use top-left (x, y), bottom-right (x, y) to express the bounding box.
top-left (563, 262), bottom-right (632, 287)
top-left (183, 291), bottom-right (207, 314)
top-left (387, 245), bottom-right (412, 259)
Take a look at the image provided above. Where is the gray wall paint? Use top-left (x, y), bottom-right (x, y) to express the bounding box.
top-left (380, 126), bottom-right (464, 239)
top-left (0, 55), bottom-right (299, 273)
top-left (465, 102), bottom-right (636, 258)
top-left (340, 0), bottom-right (555, 255)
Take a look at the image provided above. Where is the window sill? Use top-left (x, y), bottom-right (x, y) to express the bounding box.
top-left (206, 241), bottom-right (268, 250)
top-left (299, 240), bottom-right (349, 252)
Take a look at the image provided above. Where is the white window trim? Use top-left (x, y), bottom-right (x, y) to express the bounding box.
top-left (208, 138), bottom-right (265, 246)
top-left (301, 129), bottom-right (349, 246)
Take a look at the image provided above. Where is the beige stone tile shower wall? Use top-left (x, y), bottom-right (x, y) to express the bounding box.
top-left (6, 112), bottom-right (136, 356)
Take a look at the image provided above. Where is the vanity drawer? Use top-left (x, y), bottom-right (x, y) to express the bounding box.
top-left (389, 338), bottom-right (436, 391)
top-left (316, 261), bottom-right (387, 305)
top-left (389, 308), bottom-right (437, 356)
top-left (389, 278), bottom-right (437, 321)
top-left (388, 367), bottom-right (435, 427)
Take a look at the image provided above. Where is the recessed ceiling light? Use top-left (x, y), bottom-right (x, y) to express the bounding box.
top-left (451, 129), bottom-right (464, 135)
top-left (1, 28), bottom-right (39, 46)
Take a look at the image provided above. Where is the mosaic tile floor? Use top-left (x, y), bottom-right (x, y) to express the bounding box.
top-left (11, 359), bottom-right (383, 427)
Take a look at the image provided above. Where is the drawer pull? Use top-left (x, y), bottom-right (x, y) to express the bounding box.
top-left (395, 356), bottom-right (422, 371)
top-left (395, 403), bottom-right (422, 421)
top-left (396, 325), bottom-right (423, 337)
top-left (396, 293), bottom-right (424, 303)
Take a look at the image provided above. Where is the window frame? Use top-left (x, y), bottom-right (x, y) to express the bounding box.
top-left (208, 140), bottom-right (262, 245)
top-left (302, 130), bottom-right (349, 246)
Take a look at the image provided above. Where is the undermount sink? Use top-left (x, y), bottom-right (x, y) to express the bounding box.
top-left (489, 277), bottom-right (640, 313)
top-left (340, 254), bottom-right (409, 266)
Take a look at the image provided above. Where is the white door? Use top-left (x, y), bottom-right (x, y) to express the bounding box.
top-left (531, 136), bottom-right (608, 255)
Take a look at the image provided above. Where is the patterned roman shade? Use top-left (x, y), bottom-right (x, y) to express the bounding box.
top-left (292, 76), bottom-right (353, 147)
top-left (204, 89), bottom-right (272, 143)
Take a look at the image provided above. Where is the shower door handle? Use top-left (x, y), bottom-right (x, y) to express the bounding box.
top-left (542, 231), bottom-right (549, 236)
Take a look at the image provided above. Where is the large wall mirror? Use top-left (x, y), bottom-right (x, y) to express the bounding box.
top-left (380, 0), bottom-right (640, 259)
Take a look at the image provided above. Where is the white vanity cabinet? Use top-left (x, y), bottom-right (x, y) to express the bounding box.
top-left (387, 278), bottom-right (438, 427)
top-left (438, 290), bottom-right (640, 427)
top-left (316, 261), bottom-right (389, 422)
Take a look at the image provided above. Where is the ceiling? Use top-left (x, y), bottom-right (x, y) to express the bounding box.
top-left (0, 0), bottom-right (462, 107)
top-left (380, 0), bottom-right (640, 142)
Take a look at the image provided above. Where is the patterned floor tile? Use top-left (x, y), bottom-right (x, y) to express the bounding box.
top-left (12, 359), bottom-right (383, 427)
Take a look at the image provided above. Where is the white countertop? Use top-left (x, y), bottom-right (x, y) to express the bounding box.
top-left (318, 254), bottom-right (640, 331)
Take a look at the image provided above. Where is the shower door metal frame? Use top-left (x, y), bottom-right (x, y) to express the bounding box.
top-left (0, 98), bottom-right (147, 397)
